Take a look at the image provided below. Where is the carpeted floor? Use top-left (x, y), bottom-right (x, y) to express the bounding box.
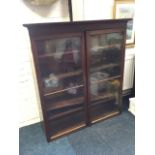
top-left (19, 111), bottom-right (135, 155)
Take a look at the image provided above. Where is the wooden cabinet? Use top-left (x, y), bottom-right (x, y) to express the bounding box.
top-left (24, 19), bottom-right (129, 142)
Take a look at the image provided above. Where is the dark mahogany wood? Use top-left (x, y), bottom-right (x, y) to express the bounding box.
top-left (23, 19), bottom-right (131, 38)
top-left (68, 0), bottom-right (73, 22)
top-left (24, 19), bottom-right (129, 142)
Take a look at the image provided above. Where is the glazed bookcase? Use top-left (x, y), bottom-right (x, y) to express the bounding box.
top-left (24, 19), bottom-right (129, 142)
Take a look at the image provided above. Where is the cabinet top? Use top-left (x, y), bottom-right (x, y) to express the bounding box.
top-left (23, 19), bottom-right (131, 37)
top-left (23, 19), bottom-right (131, 29)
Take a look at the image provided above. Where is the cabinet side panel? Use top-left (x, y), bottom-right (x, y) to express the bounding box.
top-left (29, 34), bottom-right (51, 141)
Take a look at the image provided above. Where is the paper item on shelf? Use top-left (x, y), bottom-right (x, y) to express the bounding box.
top-left (67, 83), bottom-right (77, 95)
top-left (91, 46), bottom-right (105, 52)
top-left (90, 72), bottom-right (109, 80)
top-left (44, 73), bottom-right (59, 88)
top-left (90, 72), bottom-right (109, 96)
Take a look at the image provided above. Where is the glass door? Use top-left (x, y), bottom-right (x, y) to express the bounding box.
top-left (86, 30), bottom-right (124, 123)
top-left (35, 33), bottom-right (86, 138)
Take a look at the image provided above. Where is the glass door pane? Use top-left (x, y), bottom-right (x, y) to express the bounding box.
top-left (45, 86), bottom-right (85, 136)
top-left (87, 31), bottom-right (123, 122)
top-left (90, 78), bottom-right (121, 122)
top-left (35, 34), bottom-right (86, 138)
top-left (90, 32), bottom-right (122, 71)
top-left (36, 36), bottom-right (84, 95)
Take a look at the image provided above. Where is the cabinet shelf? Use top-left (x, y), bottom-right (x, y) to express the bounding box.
top-left (46, 97), bottom-right (84, 111)
top-left (91, 93), bottom-right (115, 104)
top-left (57, 70), bottom-right (82, 79)
top-left (91, 43), bottom-right (121, 53)
top-left (91, 101), bottom-right (120, 123)
top-left (91, 75), bottom-right (121, 85)
top-left (91, 63), bottom-right (120, 72)
top-left (48, 107), bottom-right (83, 121)
top-left (43, 70), bottom-right (82, 83)
top-left (92, 111), bottom-right (120, 124)
top-left (38, 50), bottom-right (79, 59)
top-left (50, 123), bottom-right (85, 141)
top-left (44, 84), bottom-right (84, 96)
top-left (43, 70), bottom-right (83, 95)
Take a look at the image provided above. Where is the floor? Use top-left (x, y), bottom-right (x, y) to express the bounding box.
top-left (19, 111), bottom-right (135, 155)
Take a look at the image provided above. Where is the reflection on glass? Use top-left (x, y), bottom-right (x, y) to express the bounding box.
top-left (46, 87), bottom-right (85, 134)
top-left (90, 66), bottom-right (120, 77)
top-left (89, 32), bottom-right (122, 104)
top-left (107, 79), bottom-right (120, 105)
top-left (37, 37), bottom-right (83, 90)
top-left (37, 37), bottom-right (80, 55)
top-left (90, 79), bottom-right (121, 105)
top-left (91, 32), bottom-right (123, 49)
top-left (90, 72), bottom-right (109, 96)
top-left (90, 33), bottom-right (123, 66)
top-left (45, 86), bottom-right (84, 106)
top-left (90, 79), bottom-right (121, 122)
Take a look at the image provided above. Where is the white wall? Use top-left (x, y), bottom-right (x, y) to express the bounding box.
top-left (18, 0), bottom-right (135, 127)
top-left (18, 0), bottom-right (70, 127)
top-left (72, 0), bottom-right (114, 21)
top-left (83, 0), bottom-right (114, 20)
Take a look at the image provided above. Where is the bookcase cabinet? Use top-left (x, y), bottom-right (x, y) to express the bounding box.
top-left (24, 19), bottom-right (129, 142)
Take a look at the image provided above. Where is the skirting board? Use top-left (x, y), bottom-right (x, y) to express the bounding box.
top-left (19, 117), bottom-right (41, 128)
top-left (128, 98), bottom-right (135, 115)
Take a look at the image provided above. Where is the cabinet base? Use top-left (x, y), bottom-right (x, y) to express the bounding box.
top-left (48, 111), bottom-right (120, 142)
top-left (49, 124), bottom-right (86, 141)
top-left (92, 111), bottom-right (120, 124)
